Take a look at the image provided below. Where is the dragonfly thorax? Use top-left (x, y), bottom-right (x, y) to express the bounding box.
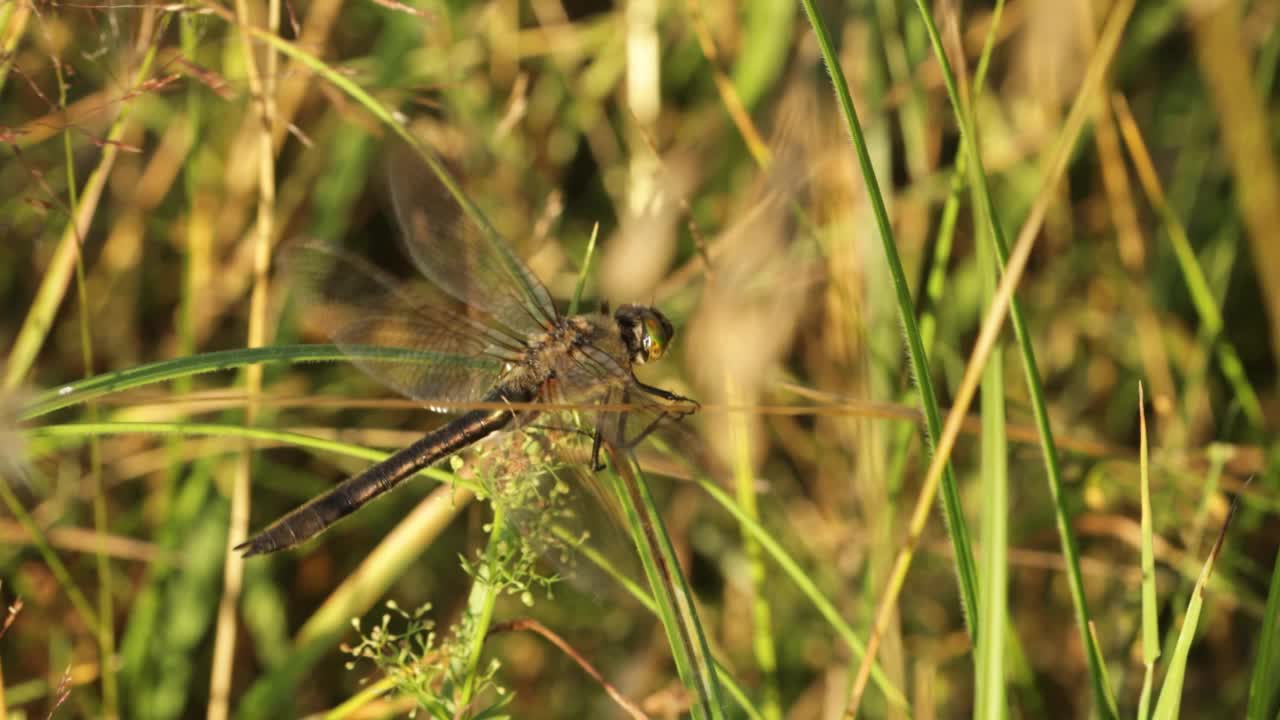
top-left (509, 316), bottom-right (601, 383)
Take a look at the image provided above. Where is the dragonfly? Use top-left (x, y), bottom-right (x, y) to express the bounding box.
top-left (236, 146), bottom-right (698, 557)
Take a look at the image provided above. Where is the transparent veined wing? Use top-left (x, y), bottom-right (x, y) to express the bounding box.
top-left (385, 141), bottom-right (559, 338)
top-left (286, 239), bottom-right (522, 407)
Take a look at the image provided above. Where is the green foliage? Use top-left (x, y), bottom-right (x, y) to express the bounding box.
top-left (2, 0), bottom-right (1279, 718)
top-left (345, 600), bottom-right (511, 720)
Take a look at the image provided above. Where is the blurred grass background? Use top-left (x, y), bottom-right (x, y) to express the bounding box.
top-left (1, 0), bottom-right (1279, 717)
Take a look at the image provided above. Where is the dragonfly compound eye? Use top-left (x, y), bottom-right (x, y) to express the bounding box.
top-left (642, 316), bottom-right (669, 361)
top-left (614, 304), bottom-right (674, 364)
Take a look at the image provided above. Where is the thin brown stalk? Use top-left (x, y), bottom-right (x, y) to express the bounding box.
top-left (1082, 12), bottom-right (1180, 443)
top-left (46, 666), bottom-right (73, 720)
top-left (0, 521), bottom-right (163, 562)
top-left (1189, 0), bottom-right (1280, 363)
top-left (207, 0), bottom-right (279, 717)
top-left (1109, 91), bottom-right (1267, 433)
top-left (489, 618), bottom-right (651, 720)
top-left (0, 597), bottom-right (19, 719)
top-left (685, 0), bottom-right (771, 167)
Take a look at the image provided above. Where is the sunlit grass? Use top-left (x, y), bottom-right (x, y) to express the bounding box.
top-left (2, 1), bottom-right (1278, 718)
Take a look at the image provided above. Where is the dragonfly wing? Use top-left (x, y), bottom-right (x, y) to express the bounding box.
top-left (386, 142), bottom-right (559, 336)
top-left (332, 316), bottom-right (505, 406)
top-left (286, 240), bottom-right (516, 406)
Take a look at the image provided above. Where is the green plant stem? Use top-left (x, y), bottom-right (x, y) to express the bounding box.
top-left (458, 507), bottom-right (507, 707)
top-left (693, 478), bottom-right (906, 708)
top-left (973, 169), bottom-right (1008, 720)
top-left (605, 446), bottom-right (725, 719)
top-left (1137, 384), bottom-right (1159, 720)
top-left (889, 0), bottom-right (1003, 532)
top-left (1247, 543), bottom-right (1280, 720)
top-left (0, 477), bottom-right (101, 636)
top-left (727, 381), bottom-right (780, 719)
top-left (55, 40), bottom-right (118, 719)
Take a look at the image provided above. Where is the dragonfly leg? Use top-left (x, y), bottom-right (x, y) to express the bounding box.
top-left (590, 425), bottom-right (606, 471)
top-left (632, 377), bottom-right (700, 414)
top-left (590, 389), bottom-right (610, 471)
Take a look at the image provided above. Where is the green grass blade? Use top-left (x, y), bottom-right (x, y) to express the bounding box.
top-left (1246, 545), bottom-right (1280, 720)
top-left (694, 477), bottom-right (907, 709)
top-left (1138, 383), bottom-right (1160, 720)
top-left (0, 466), bottom-right (101, 636)
top-left (727, 381), bottom-right (780, 719)
top-left (908, 1), bottom-right (1138, 716)
top-left (974, 194), bottom-right (1008, 720)
top-left (798, 0), bottom-right (980, 658)
top-left (1109, 97), bottom-right (1265, 435)
top-left (19, 345), bottom-right (466, 421)
top-left (568, 223), bottom-right (600, 316)
top-left (604, 446), bottom-right (725, 720)
top-left (1152, 485), bottom-right (1244, 720)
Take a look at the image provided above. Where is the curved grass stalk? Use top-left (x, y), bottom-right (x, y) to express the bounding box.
top-left (570, 532), bottom-right (766, 720)
top-left (603, 445), bottom-right (725, 720)
top-left (20, 345), bottom-right (435, 421)
top-left (0, 468), bottom-right (101, 636)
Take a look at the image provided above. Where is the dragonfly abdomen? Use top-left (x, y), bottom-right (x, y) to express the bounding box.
top-left (237, 389), bottom-right (531, 556)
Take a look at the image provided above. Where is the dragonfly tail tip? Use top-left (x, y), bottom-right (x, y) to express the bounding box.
top-left (234, 538), bottom-right (263, 557)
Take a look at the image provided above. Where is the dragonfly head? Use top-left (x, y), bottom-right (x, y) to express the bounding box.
top-left (615, 304), bottom-right (675, 365)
